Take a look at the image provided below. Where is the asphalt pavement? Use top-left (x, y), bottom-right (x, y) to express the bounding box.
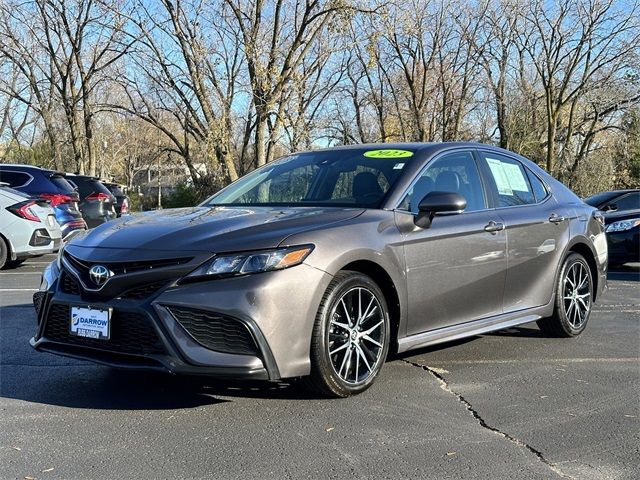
top-left (1, 255), bottom-right (638, 479)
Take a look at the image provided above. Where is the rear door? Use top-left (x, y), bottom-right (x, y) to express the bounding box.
top-left (396, 149), bottom-right (507, 335)
top-left (477, 150), bottom-right (570, 312)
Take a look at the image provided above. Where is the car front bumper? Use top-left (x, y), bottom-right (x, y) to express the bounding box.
top-left (606, 227), bottom-right (640, 264)
top-left (31, 259), bottom-right (332, 380)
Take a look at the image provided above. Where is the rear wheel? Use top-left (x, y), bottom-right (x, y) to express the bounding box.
top-left (306, 271), bottom-right (390, 397)
top-left (0, 237), bottom-right (8, 269)
top-left (537, 253), bottom-right (593, 337)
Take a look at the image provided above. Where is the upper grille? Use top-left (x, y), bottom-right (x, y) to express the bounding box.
top-left (121, 281), bottom-right (168, 299)
top-left (64, 251), bottom-right (193, 275)
top-left (43, 304), bottom-right (165, 355)
top-left (60, 269), bottom-right (169, 301)
top-left (167, 306), bottom-right (259, 355)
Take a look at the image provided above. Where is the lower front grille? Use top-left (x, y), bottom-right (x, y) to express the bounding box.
top-left (33, 291), bottom-right (46, 316)
top-left (43, 304), bottom-right (165, 355)
top-left (61, 273), bottom-right (81, 295)
top-left (167, 306), bottom-right (259, 355)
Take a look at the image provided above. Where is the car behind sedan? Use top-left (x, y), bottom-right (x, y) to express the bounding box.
top-left (0, 186), bottom-right (62, 269)
top-left (0, 165), bottom-right (86, 239)
top-left (65, 175), bottom-right (117, 228)
top-left (584, 189), bottom-right (639, 265)
top-left (32, 143), bottom-right (607, 397)
top-left (102, 182), bottom-right (130, 216)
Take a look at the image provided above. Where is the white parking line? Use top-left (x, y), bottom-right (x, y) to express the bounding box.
top-left (0, 288), bottom-right (38, 291)
top-left (0, 272), bottom-right (42, 275)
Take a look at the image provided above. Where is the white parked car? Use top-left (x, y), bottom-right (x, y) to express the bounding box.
top-left (0, 185), bottom-right (62, 269)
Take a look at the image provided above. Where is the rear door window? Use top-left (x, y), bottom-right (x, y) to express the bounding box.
top-left (479, 153), bottom-right (536, 207)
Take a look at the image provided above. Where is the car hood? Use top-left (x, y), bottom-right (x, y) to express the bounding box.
top-left (67, 206), bottom-right (364, 255)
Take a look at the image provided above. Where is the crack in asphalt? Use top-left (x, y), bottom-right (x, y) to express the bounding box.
top-left (403, 359), bottom-right (573, 479)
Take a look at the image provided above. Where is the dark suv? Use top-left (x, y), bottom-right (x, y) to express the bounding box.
top-left (0, 165), bottom-right (86, 239)
top-left (65, 175), bottom-right (117, 228)
top-left (103, 182), bottom-right (130, 216)
top-left (585, 189), bottom-right (639, 265)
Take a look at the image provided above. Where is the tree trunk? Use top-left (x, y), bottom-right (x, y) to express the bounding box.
top-left (546, 115), bottom-right (557, 173)
top-left (255, 108), bottom-right (267, 168)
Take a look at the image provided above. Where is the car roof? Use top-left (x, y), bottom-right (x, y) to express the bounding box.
top-left (595, 189), bottom-right (639, 195)
top-left (294, 141), bottom-right (521, 155)
top-left (66, 174), bottom-right (100, 181)
top-left (0, 164), bottom-right (65, 175)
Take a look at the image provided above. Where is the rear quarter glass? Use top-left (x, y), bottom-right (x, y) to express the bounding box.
top-left (48, 175), bottom-right (77, 194)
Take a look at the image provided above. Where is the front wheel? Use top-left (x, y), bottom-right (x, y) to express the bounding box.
top-left (537, 253), bottom-right (593, 337)
top-left (306, 271), bottom-right (390, 397)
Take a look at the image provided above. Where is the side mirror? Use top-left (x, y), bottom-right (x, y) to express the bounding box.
top-left (415, 191), bottom-right (466, 228)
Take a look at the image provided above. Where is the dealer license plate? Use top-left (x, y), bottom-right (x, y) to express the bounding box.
top-left (70, 306), bottom-right (111, 340)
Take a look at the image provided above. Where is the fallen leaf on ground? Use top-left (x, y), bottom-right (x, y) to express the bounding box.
top-left (12, 446), bottom-right (22, 451)
top-left (41, 468), bottom-right (54, 473)
top-left (325, 427), bottom-right (334, 432)
top-left (446, 451), bottom-right (457, 456)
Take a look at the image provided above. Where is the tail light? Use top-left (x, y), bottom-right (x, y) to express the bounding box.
top-left (40, 193), bottom-right (77, 207)
top-left (86, 192), bottom-right (112, 202)
top-left (7, 200), bottom-right (41, 222)
top-left (120, 198), bottom-right (129, 214)
top-left (593, 211), bottom-right (605, 227)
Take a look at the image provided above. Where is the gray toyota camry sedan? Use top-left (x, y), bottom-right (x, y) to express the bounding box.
top-left (32, 143), bottom-right (608, 397)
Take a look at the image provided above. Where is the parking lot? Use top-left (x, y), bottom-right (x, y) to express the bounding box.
top-left (1, 255), bottom-right (638, 480)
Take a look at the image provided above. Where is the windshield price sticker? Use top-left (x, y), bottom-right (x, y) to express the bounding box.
top-left (363, 149), bottom-right (414, 159)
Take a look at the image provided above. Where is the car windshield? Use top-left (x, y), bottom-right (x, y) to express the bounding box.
top-left (106, 184), bottom-right (125, 196)
top-left (203, 148), bottom-right (416, 208)
top-left (583, 191), bottom-right (622, 208)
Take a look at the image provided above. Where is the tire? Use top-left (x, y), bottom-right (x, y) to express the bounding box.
top-left (0, 237), bottom-right (8, 270)
top-left (537, 253), bottom-right (593, 337)
top-left (305, 271), bottom-right (390, 397)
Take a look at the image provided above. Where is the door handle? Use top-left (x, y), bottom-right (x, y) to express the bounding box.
top-left (484, 220), bottom-right (505, 233)
top-left (549, 214), bottom-right (566, 223)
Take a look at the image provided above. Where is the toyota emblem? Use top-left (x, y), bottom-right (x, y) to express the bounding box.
top-left (89, 264), bottom-right (113, 286)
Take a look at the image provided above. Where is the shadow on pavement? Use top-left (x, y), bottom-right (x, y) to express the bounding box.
top-left (607, 270), bottom-right (640, 282)
top-left (0, 364), bottom-right (325, 409)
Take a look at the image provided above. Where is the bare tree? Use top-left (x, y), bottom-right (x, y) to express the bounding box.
top-left (223, 0), bottom-right (356, 167)
top-left (520, 0), bottom-right (640, 175)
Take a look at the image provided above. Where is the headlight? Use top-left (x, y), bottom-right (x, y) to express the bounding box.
top-left (605, 218), bottom-right (640, 232)
top-left (185, 245), bottom-right (314, 280)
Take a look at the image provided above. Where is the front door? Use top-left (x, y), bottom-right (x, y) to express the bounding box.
top-left (396, 150), bottom-right (507, 336)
